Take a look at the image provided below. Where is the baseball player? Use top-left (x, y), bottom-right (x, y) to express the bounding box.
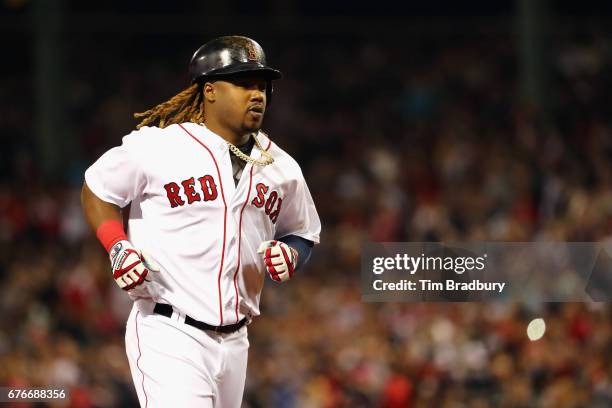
top-left (80, 36), bottom-right (321, 407)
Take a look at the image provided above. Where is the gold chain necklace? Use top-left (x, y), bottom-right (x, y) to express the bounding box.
top-left (227, 134), bottom-right (274, 167)
top-left (198, 123), bottom-right (274, 166)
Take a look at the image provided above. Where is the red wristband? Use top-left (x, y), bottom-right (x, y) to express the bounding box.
top-left (96, 219), bottom-right (128, 253)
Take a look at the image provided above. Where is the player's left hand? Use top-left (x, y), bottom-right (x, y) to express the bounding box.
top-left (257, 240), bottom-right (298, 282)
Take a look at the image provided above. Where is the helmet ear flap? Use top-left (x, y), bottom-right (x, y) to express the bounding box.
top-left (266, 81), bottom-right (273, 106)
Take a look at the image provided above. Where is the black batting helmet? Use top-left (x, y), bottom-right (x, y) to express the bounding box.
top-left (189, 36), bottom-right (282, 104)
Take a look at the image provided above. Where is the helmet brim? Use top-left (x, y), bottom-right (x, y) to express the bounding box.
top-left (193, 63), bottom-right (282, 84)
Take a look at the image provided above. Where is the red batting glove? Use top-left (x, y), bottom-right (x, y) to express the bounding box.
top-left (109, 240), bottom-right (151, 291)
top-left (257, 240), bottom-right (299, 282)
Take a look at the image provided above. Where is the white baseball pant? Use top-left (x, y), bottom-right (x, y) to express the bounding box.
top-left (125, 301), bottom-right (249, 408)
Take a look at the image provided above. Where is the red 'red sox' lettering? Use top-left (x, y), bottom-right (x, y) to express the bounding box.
top-left (182, 177), bottom-right (201, 204)
top-left (165, 175), bottom-right (218, 207)
top-left (251, 183), bottom-right (282, 223)
top-left (251, 183), bottom-right (269, 208)
top-left (269, 197), bottom-right (282, 223)
top-left (198, 175), bottom-right (218, 201)
top-left (164, 182), bottom-right (185, 208)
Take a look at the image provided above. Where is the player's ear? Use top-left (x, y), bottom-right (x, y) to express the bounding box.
top-left (203, 82), bottom-right (216, 103)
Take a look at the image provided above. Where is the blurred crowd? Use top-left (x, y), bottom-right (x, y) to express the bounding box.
top-left (2, 21), bottom-right (612, 408)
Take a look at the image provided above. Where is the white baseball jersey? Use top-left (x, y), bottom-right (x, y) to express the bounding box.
top-left (85, 122), bottom-right (321, 326)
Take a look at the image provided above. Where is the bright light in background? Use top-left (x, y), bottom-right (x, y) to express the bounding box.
top-left (527, 318), bottom-right (546, 341)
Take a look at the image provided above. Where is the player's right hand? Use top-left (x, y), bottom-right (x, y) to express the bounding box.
top-left (109, 240), bottom-right (156, 292)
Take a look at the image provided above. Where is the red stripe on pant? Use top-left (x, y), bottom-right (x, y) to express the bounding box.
top-left (135, 311), bottom-right (149, 408)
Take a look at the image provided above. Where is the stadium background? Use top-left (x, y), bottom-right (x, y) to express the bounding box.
top-left (2, 0), bottom-right (612, 406)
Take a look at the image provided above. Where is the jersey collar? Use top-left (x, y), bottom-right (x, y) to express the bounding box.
top-left (184, 122), bottom-right (227, 151)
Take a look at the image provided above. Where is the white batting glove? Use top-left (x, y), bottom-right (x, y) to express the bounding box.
top-left (109, 240), bottom-right (160, 298)
top-left (257, 240), bottom-right (299, 282)
top-left (129, 250), bottom-right (163, 300)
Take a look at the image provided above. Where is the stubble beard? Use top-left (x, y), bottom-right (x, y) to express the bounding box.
top-left (242, 115), bottom-right (264, 134)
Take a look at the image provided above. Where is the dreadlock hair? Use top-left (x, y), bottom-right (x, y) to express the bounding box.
top-left (134, 83), bottom-right (205, 129)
